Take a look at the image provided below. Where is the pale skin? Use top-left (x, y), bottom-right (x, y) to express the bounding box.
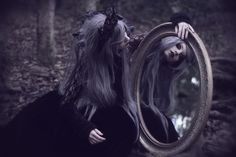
top-left (88, 22), bottom-right (194, 145)
top-left (175, 22), bottom-right (194, 40)
top-left (164, 42), bottom-right (187, 63)
top-left (89, 128), bottom-right (106, 144)
top-left (165, 22), bottom-right (194, 62)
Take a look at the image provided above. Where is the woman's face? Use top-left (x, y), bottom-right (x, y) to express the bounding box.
top-left (164, 42), bottom-right (187, 63)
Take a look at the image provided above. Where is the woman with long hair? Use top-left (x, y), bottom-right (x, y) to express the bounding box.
top-left (1, 7), bottom-right (194, 157)
top-left (58, 8), bottom-right (139, 157)
top-left (140, 36), bottom-right (193, 143)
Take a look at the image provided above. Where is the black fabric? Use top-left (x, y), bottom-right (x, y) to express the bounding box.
top-left (113, 52), bottom-right (124, 104)
top-left (1, 90), bottom-right (63, 157)
top-left (0, 90), bottom-right (93, 157)
top-left (141, 106), bottom-right (179, 143)
top-left (0, 90), bottom-right (136, 157)
top-left (59, 102), bottom-right (96, 141)
top-left (170, 12), bottom-right (192, 26)
top-left (86, 106), bottom-right (137, 157)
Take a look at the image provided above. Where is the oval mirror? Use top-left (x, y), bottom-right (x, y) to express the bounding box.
top-left (131, 22), bottom-right (213, 156)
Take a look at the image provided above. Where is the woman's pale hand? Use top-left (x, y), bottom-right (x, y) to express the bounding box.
top-left (175, 22), bottom-right (194, 40)
top-left (89, 129), bottom-right (106, 145)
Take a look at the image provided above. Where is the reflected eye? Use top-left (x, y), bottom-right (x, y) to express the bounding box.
top-left (176, 43), bottom-right (182, 50)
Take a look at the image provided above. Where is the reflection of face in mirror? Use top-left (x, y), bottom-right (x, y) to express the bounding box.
top-left (164, 42), bottom-right (187, 63)
top-left (140, 36), bottom-right (200, 143)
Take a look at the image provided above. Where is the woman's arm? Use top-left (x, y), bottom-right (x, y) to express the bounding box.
top-left (59, 103), bottom-right (105, 144)
top-left (170, 12), bottom-right (195, 40)
top-left (129, 12), bottom-right (194, 55)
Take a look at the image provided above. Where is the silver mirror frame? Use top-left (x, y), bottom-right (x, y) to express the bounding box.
top-left (130, 22), bottom-right (213, 156)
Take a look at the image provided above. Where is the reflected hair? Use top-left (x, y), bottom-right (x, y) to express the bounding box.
top-left (141, 36), bottom-right (192, 114)
top-left (140, 36), bottom-right (192, 140)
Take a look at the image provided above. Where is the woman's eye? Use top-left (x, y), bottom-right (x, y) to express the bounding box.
top-left (176, 43), bottom-right (182, 49)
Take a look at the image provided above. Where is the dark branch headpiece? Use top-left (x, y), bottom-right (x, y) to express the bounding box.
top-left (98, 7), bottom-right (123, 43)
top-left (72, 7), bottom-right (123, 49)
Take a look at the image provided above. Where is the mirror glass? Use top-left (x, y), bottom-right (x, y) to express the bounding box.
top-left (139, 36), bottom-right (200, 143)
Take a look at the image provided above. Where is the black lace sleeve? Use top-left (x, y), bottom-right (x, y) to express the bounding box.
top-left (59, 103), bottom-right (96, 141)
top-left (170, 12), bottom-right (192, 25)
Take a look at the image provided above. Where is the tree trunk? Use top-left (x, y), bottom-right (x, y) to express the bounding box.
top-left (37, 0), bottom-right (56, 66)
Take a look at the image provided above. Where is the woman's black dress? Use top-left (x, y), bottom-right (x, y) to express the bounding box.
top-left (0, 89), bottom-right (137, 157)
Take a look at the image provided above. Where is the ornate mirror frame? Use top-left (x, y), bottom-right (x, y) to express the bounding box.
top-left (130, 22), bottom-right (213, 156)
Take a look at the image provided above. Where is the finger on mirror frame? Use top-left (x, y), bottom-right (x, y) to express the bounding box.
top-left (183, 25), bottom-right (188, 39)
top-left (175, 26), bottom-right (178, 34)
top-left (178, 25), bottom-right (182, 38)
top-left (180, 25), bottom-right (185, 39)
top-left (185, 28), bottom-right (189, 39)
top-left (189, 24), bottom-right (195, 33)
top-left (180, 24), bottom-right (184, 39)
top-left (182, 26), bottom-right (187, 40)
